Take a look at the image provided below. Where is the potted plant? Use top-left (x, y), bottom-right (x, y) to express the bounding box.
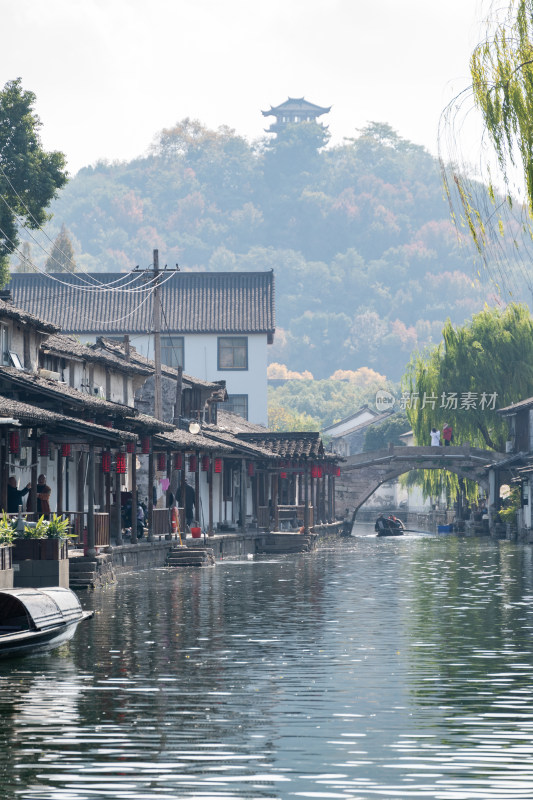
top-left (13, 514), bottom-right (69, 560)
top-left (0, 513), bottom-right (14, 577)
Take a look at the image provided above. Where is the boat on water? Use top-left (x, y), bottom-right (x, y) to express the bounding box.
top-left (0, 587), bottom-right (93, 659)
top-left (375, 515), bottom-right (405, 537)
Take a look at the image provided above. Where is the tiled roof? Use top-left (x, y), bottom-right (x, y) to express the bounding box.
top-left (238, 431), bottom-right (324, 460)
top-left (0, 365), bottom-right (135, 418)
top-left (0, 297), bottom-right (59, 333)
top-left (153, 429), bottom-right (233, 452)
top-left (201, 426), bottom-right (279, 460)
top-left (262, 97), bottom-right (331, 115)
top-left (122, 412), bottom-right (174, 434)
top-left (42, 334), bottom-right (152, 376)
top-left (327, 411), bottom-right (394, 439)
top-left (0, 395), bottom-right (134, 442)
top-left (498, 397), bottom-right (533, 414)
top-left (8, 271), bottom-right (275, 336)
top-left (216, 409), bottom-right (268, 433)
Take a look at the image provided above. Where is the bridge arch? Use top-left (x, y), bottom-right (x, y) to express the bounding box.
top-left (335, 445), bottom-right (507, 513)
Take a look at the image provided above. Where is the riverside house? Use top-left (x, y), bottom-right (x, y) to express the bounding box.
top-left (0, 292), bottom-right (341, 563)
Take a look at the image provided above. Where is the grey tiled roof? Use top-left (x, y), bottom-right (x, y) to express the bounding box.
top-left (238, 431), bottom-right (325, 460)
top-left (0, 365), bottom-right (135, 418)
top-left (8, 271), bottom-right (275, 336)
top-left (153, 429), bottom-right (233, 452)
top-left (42, 334), bottom-right (152, 376)
top-left (0, 297), bottom-right (59, 333)
top-left (216, 409), bottom-right (268, 433)
top-left (262, 97), bottom-right (330, 115)
top-left (0, 395), bottom-right (134, 442)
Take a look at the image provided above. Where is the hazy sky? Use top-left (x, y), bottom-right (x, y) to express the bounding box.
top-left (3, 0), bottom-right (488, 175)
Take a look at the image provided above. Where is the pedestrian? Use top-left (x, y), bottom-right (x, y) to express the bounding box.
top-left (36, 474), bottom-right (51, 518)
top-left (7, 476), bottom-right (30, 513)
top-left (430, 427), bottom-right (441, 446)
top-left (442, 423), bottom-right (453, 447)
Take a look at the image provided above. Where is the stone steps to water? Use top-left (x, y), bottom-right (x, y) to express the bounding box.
top-left (69, 555), bottom-right (116, 589)
top-left (166, 546), bottom-right (216, 567)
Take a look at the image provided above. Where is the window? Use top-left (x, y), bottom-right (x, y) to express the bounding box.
top-left (218, 337), bottom-right (248, 370)
top-left (0, 325), bottom-right (8, 366)
top-left (161, 336), bottom-right (184, 369)
top-left (222, 394), bottom-right (248, 420)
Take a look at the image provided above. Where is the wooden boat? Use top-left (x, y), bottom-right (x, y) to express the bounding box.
top-left (0, 587), bottom-right (93, 659)
top-left (375, 516), bottom-right (405, 537)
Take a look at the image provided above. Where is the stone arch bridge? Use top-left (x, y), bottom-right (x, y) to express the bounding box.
top-left (336, 445), bottom-right (508, 514)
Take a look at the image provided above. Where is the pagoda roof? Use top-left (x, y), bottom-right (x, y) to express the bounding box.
top-left (262, 97), bottom-right (331, 117)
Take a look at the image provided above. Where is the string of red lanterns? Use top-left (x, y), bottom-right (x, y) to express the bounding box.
top-left (141, 436), bottom-right (151, 454)
top-left (8, 431), bottom-right (20, 455)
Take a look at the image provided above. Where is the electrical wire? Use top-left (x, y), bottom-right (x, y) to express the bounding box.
top-left (0, 226), bottom-right (180, 327)
top-left (0, 190), bottom-right (177, 294)
top-left (0, 160), bottom-right (126, 286)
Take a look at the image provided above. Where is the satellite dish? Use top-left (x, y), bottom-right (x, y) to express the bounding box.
top-left (188, 421), bottom-right (200, 434)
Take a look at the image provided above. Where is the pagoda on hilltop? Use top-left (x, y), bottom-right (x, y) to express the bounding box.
top-left (261, 97), bottom-right (331, 133)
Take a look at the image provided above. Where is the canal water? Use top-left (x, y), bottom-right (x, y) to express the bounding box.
top-left (1, 523), bottom-right (533, 800)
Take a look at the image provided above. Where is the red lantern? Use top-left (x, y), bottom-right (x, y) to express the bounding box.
top-left (39, 435), bottom-right (49, 457)
top-left (102, 451), bottom-right (111, 473)
top-left (311, 465), bottom-right (319, 479)
top-left (201, 455), bottom-right (210, 472)
top-left (247, 462), bottom-right (255, 477)
top-left (214, 457), bottom-right (222, 473)
top-left (336, 466), bottom-right (341, 477)
top-left (317, 466), bottom-right (323, 479)
top-left (157, 453), bottom-right (167, 472)
top-left (141, 436), bottom-right (151, 454)
top-left (9, 431), bottom-right (20, 455)
top-left (126, 441), bottom-right (135, 454)
top-left (280, 471), bottom-right (287, 480)
top-left (116, 452), bottom-right (127, 474)
top-left (188, 454), bottom-right (197, 472)
top-left (61, 443), bottom-right (71, 458)
top-left (174, 452), bottom-right (183, 470)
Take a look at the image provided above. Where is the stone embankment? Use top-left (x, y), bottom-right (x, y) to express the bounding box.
top-left (68, 527), bottom-right (327, 588)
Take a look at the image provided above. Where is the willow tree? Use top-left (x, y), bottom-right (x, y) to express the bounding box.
top-left (439, 1), bottom-right (533, 296)
top-left (470, 0), bottom-right (533, 215)
top-left (403, 304), bottom-right (533, 501)
top-left (404, 304), bottom-right (533, 452)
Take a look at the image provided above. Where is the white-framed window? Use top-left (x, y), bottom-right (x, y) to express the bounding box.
top-left (161, 336), bottom-right (184, 369)
top-left (0, 325), bottom-right (9, 366)
top-left (218, 337), bottom-right (248, 370)
top-left (223, 394), bottom-right (248, 420)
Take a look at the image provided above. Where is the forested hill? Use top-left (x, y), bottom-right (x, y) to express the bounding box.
top-left (22, 119), bottom-right (493, 380)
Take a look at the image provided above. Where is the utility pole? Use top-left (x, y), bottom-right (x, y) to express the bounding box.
top-left (153, 249), bottom-right (162, 421)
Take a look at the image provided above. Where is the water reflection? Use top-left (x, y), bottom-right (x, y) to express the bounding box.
top-left (0, 531), bottom-right (532, 798)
